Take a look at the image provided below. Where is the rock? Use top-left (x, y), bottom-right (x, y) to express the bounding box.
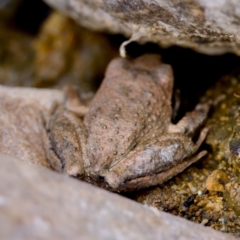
top-left (43, 0), bottom-right (240, 55)
top-left (0, 8), bottom-right (117, 90)
top-left (0, 85), bottom-right (64, 168)
top-left (34, 12), bottom-right (117, 90)
top-left (0, 10), bottom-right (34, 86)
top-left (0, 154), bottom-right (236, 240)
top-left (205, 170), bottom-right (229, 192)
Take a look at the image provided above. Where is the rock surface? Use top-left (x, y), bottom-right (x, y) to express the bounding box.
top-left (0, 154), bottom-right (236, 240)
top-left (0, 85), bottom-right (64, 168)
top-left (43, 0), bottom-right (240, 55)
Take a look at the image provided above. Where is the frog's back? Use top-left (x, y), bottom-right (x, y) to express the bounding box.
top-left (84, 55), bottom-right (174, 173)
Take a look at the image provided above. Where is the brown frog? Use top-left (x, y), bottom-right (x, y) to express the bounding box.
top-left (44, 54), bottom-right (209, 192)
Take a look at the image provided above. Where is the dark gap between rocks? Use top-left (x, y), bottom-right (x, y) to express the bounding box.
top-left (4, 0), bottom-right (52, 35)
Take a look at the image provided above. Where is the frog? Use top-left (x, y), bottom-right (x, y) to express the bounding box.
top-left (44, 54), bottom-right (209, 192)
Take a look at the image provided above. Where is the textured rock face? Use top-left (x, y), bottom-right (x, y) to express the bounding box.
top-left (43, 0), bottom-right (240, 55)
top-left (0, 154), bottom-right (237, 240)
top-left (0, 85), bottom-right (64, 168)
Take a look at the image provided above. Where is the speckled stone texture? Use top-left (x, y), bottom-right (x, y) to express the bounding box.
top-left (0, 85), bottom-right (64, 168)
top-left (43, 0), bottom-right (240, 55)
top-left (0, 154), bottom-right (237, 240)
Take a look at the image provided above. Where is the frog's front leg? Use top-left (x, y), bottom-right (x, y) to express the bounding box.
top-left (44, 110), bottom-right (88, 177)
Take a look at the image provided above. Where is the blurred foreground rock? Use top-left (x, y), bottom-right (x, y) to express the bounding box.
top-left (0, 154), bottom-right (236, 240)
top-left (44, 0), bottom-right (240, 55)
top-left (0, 85), bottom-right (64, 168)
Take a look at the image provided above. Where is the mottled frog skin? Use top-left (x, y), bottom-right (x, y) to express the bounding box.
top-left (45, 54), bottom-right (209, 192)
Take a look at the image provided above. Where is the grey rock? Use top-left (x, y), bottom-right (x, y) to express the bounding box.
top-left (43, 0), bottom-right (240, 55)
top-left (0, 85), bottom-right (64, 168)
top-left (0, 154), bottom-right (237, 240)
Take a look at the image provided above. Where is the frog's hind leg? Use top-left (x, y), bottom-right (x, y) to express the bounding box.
top-left (168, 102), bottom-right (210, 137)
top-left (117, 150), bottom-right (207, 192)
top-left (104, 128), bottom-right (208, 192)
top-left (104, 102), bottom-right (210, 192)
top-left (124, 126), bottom-right (209, 192)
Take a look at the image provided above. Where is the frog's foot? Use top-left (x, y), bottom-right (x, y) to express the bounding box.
top-left (44, 110), bottom-right (87, 177)
top-left (104, 129), bottom-right (208, 192)
top-left (168, 102), bottom-right (210, 137)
